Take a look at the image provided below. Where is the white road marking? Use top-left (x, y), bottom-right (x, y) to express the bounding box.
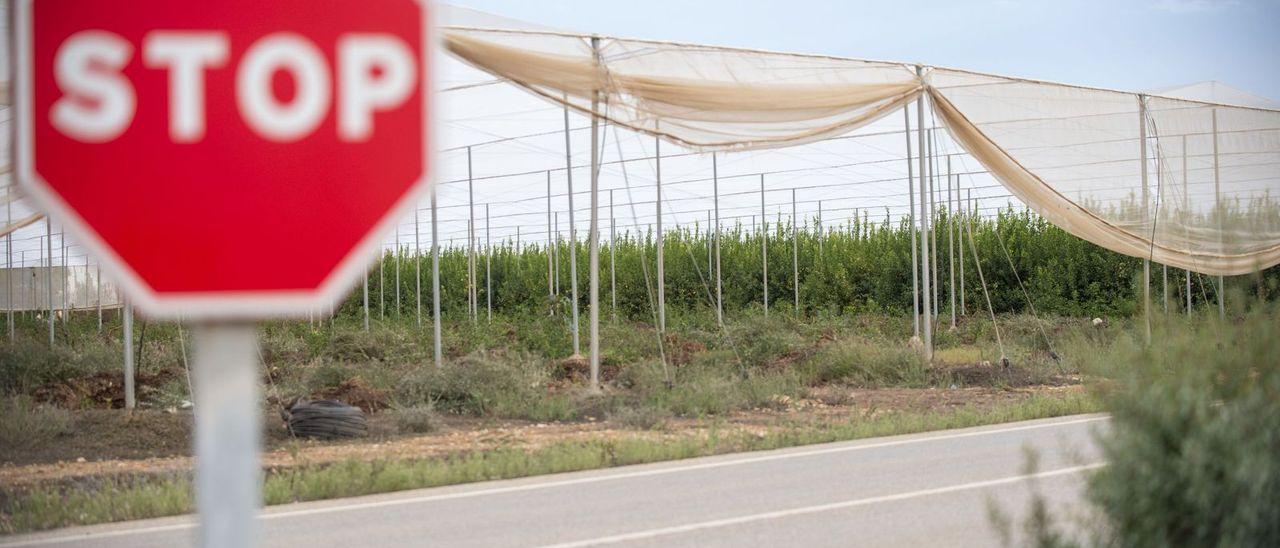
top-left (538, 462), bottom-right (1107, 548)
top-left (1, 414), bottom-right (1107, 547)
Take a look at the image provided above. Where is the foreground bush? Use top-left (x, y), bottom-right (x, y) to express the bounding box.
top-left (1020, 308), bottom-right (1280, 546)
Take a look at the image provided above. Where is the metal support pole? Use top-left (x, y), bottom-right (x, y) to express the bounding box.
top-left (916, 68), bottom-right (932, 361)
top-left (904, 106), bottom-right (919, 337)
top-left (123, 301), bottom-right (135, 409)
top-left (568, 122), bottom-right (582, 355)
top-left (655, 136), bottom-right (665, 333)
top-left (378, 248), bottom-right (384, 321)
top-left (817, 199), bottom-right (823, 259)
top-left (46, 222), bottom-right (54, 346)
top-left (5, 196), bottom-right (11, 340)
top-left (792, 189), bottom-right (799, 316)
top-left (1212, 109), bottom-right (1224, 321)
top-left (761, 175), bottom-right (769, 317)
top-left (467, 146), bottom-right (477, 323)
top-left (547, 171), bottom-right (554, 309)
top-left (363, 264), bottom-right (369, 331)
top-left (1182, 134), bottom-right (1191, 315)
top-left (414, 208), bottom-right (421, 328)
top-left (1139, 96), bottom-right (1151, 342)
top-left (947, 157), bottom-right (955, 329)
top-left (191, 323), bottom-right (261, 548)
top-left (431, 186), bottom-right (442, 368)
top-left (959, 176), bottom-right (965, 316)
top-left (929, 130), bottom-right (939, 323)
top-left (394, 226), bottom-right (400, 318)
top-left (609, 189), bottom-right (617, 322)
top-left (707, 210), bottom-right (712, 280)
top-left (555, 212), bottom-right (561, 297)
top-left (485, 203), bottom-right (492, 322)
top-left (587, 35), bottom-right (601, 389)
top-left (713, 153), bottom-right (723, 328)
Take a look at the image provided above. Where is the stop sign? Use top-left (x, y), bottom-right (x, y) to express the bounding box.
top-left (14, 0), bottom-right (433, 318)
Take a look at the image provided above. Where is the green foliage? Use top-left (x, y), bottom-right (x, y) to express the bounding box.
top-left (342, 206), bottom-right (1279, 324)
top-left (387, 403), bottom-right (442, 435)
top-left (0, 396), bottom-right (74, 453)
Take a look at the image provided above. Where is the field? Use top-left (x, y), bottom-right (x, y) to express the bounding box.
top-left (1, 211), bottom-right (1276, 535)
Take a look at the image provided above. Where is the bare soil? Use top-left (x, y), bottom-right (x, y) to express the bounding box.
top-left (0, 384), bottom-right (1083, 490)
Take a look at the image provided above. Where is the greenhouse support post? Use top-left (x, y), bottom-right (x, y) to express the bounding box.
top-left (792, 189), bottom-right (799, 316)
top-left (761, 175), bottom-right (768, 317)
top-left (46, 222), bottom-right (53, 346)
top-left (566, 109), bottom-right (582, 355)
top-left (713, 152), bottom-right (723, 328)
top-left (1211, 109), bottom-right (1224, 322)
top-left (394, 223), bottom-right (400, 317)
top-left (609, 189), bottom-right (616, 322)
top-left (123, 301), bottom-right (135, 409)
top-left (414, 208), bottom-right (421, 328)
top-left (1139, 95), bottom-right (1151, 343)
top-left (1182, 135), bottom-right (1191, 316)
top-left (947, 156), bottom-right (956, 329)
top-left (916, 68), bottom-right (933, 361)
top-left (96, 264), bottom-right (103, 332)
top-left (363, 265), bottom-right (369, 331)
top-left (905, 106), bottom-right (919, 338)
top-left (431, 185), bottom-right (442, 368)
top-left (655, 136), bottom-right (665, 333)
top-left (486, 203), bottom-right (492, 322)
top-left (468, 146), bottom-right (477, 323)
top-left (587, 34), bottom-right (601, 390)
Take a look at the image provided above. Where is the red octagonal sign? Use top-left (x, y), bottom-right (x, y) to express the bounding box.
top-left (14, 0), bottom-right (433, 319)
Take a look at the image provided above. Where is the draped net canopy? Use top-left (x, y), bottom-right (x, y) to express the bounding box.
top-left (440, 17), bottom-right (1280, 276)
top-left (2, 7), bottom-right (1276, 280)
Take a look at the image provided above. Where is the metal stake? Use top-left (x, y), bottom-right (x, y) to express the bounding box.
top-left (1139, 96), bottom-right (1151, 342)
top-left (123, 301), bottom-right (135, 409)
top-left (568, 119), bottom-right (582, 355)
top-left (655, 136), bottom-right (665, 333)
top-left (947, 156), bottom-right (956, 329)
top-left (485, 203), bottom-right (492, 322)
top-left (1211, 109), bottom-right (1224, 321)
top-left (713, 153), bottom-right (723, 328)
top-left (761, 175), bottom-right (768, 316)
top-left (792, 189), bottom-right (799, 316)
top-left (609, 189), bottom-right (616, 321)
top-left (547, 171), bottom-right (554, 310)
top-left (414, 208), bottom-right (421, 328)
top-left (431, 186), bottom-right (442, 368)
top-left (904, 106), bottom-right (919, 337)
top-left (916, 68), bottom-right (932, 361)
top-left (467, 146), bottom-right (477, 323)
top-left (587, 35), bottom-right (601, 389)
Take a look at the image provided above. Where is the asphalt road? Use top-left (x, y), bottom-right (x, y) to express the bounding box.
top-left (4, 413), bottom-right (1108, 548)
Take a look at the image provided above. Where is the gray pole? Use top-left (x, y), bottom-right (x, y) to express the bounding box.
top-left (547, 171), bottom-right (554, 309)
top-left (568, 120), bottom-right (582, 356)
top-left (378, 248), bottom-right (384, 321)
top-left (587, 34), bottom-right (601, 389)
top-left (123, 301), bottom-right (135, 409)
top-left (792, 189), bottom-right (799, 316)
top-left (713, 153), bottom-right (723, 328)
top-left (46, 222), bottom-right (54, 346)
top-left (394, 226), bottom-right (400, 318)
top-left (817, 200), bottom-right (823, 259)
top-left (947, 156), bottom-right (956, 330)
top-left (96, 264), bottom-right (102, 332)
top-left (761, 175), bottom-right (768, 317)
top-left (468, 146), bottom-right (477, 323)
top-left (1183, 134), bottom-right (1191, 315)
top-left (555, 212), bottom-right (561, 297)
top-left (191, 323), bottom-right (260, 548)
top-left (414, 208), bottom-right (421, 328)
top-left (363, 264), bottom-right (370, 331)
top-left (5, 189), bottom-right (11, 341)
top-left (904, 106), bottom-right (919, 338)
top-left (609, 189), bottom-right (616, 322)
top-left (1139, 96), bottom-right (1151, 342)
top-left (929, 129), bottom-right (939, 323)
top-left (958, 174), bottom-right (965, 316)
top-left (485, 203), bottom-right (492, 322)
top-left (431, 186), bottom-right (442, 368)
top-left (655, 136), bottom-right (665, 333)
top-left (916, 67), bottom-right (932, 361)
top-left (1211, 109), bottom-right (1224, 321)
top-left (707, 210), bottom-right (712, 280)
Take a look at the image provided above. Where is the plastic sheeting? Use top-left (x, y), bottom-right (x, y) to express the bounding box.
top-left (440, 24), bottom-right (1279, 276)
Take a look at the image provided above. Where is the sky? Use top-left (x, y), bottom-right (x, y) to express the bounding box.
top-left (447, 0), bottom-right (1280, 100)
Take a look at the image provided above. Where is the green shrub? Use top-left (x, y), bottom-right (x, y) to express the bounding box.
top-left (0, 396), bottom-right (74, 454)
top-left (799, 338), bottom-right (928, 387)
top-left (387, 403), bottom-right (442, 434)
top-left (394, 351), bottom-right (549, 417)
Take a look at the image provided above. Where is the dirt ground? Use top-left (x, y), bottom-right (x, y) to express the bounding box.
top-left (0, 383), bottom-right (1083, 490)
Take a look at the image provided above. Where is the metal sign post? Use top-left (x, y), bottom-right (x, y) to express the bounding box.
top-left (15, 4), bottom-right (435, 548)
